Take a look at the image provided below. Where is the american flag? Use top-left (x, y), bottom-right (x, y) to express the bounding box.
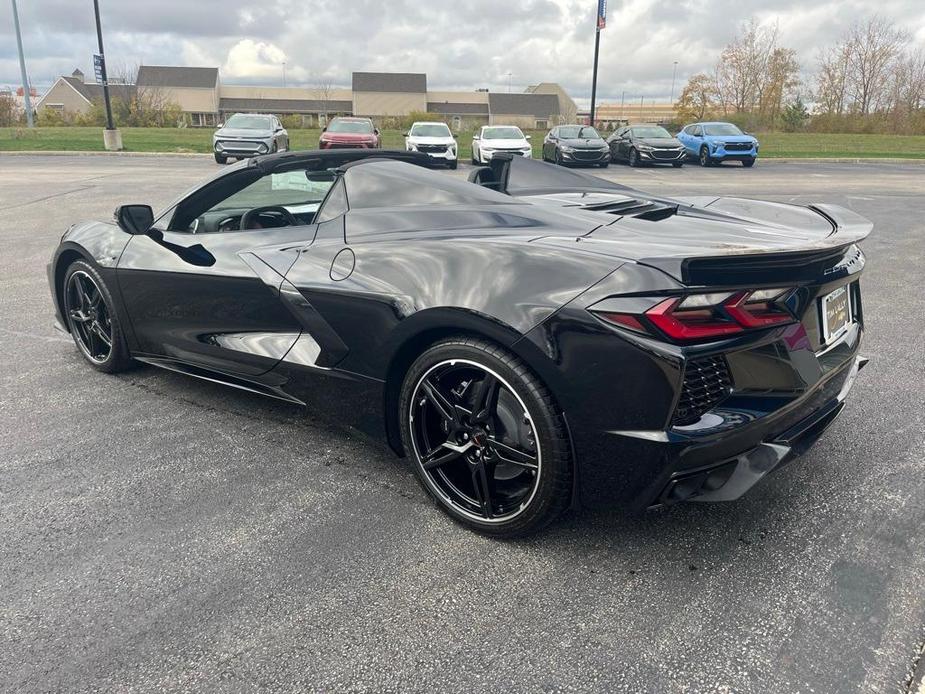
top-left (597, 0), bottom-right (607, 29)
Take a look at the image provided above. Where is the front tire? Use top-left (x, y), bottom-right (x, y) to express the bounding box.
top-left (62, 260), bottom-right (133, 373)
top-left (399, 337), bottom-right (572, 537)
top-left (699, 146), bottom-right (713, 167)
top-left (742, 157), bottom-right (756, 167)
top-left (672, 161), bottom-right (684, 168)
top-left (628, 148), bottom-right (641, 167)
top-left (214, 153), bottom-right (227, 164)
top-left (448, 159), bottom-right (458, 170)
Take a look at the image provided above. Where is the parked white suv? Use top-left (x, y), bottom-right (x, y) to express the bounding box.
top-left (404, 121), bottom-right (458, 169)
top-left (471, 125), bottom-right (532, 165)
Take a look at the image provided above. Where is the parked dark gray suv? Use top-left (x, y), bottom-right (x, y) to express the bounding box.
top-left (213, 113), bottom-right (289, 164)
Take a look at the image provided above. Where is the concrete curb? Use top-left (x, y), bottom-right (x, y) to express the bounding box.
top-left (760, 157), bottom-right (925, 164)
top-left (0, 150), bottom-right (212, 158)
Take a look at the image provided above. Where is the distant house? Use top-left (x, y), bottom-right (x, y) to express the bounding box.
top-left (33, 69), bottom-right (135, 117)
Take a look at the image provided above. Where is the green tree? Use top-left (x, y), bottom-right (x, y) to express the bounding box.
top-left (781, 98), bottom-right (810, 131)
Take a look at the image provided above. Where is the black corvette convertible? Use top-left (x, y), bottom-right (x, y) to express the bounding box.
top-left (49, 150), bottom-right (870, 536)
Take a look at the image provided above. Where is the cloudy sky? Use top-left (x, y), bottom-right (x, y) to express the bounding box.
top-left (2, 0), bottom-right (924, 105)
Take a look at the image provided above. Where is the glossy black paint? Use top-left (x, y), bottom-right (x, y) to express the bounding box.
top-left (48, 151), bottom-right (872, 511)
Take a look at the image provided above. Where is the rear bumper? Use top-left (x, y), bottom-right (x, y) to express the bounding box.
top-left (651, 354), bottom-right (867, 507)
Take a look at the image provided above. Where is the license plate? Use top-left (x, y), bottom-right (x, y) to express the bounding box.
top-left (820, 285), bottom-right (851, 344)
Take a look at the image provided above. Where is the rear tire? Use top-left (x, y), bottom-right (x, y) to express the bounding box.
top-left (399, 337), bottom-right (572, 538)
top-left (62, 260), bottom-right (133, 374)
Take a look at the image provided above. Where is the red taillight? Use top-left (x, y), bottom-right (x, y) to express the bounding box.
top-left (723, 293), bottom-right (792, 328)
top-left (646, 297), bottom-right (744, 340)
top-left (593, 289), bottom-right (794, 343)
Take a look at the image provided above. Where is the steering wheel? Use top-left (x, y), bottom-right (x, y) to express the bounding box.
top-left (240, 205), bottom-right (298, 230)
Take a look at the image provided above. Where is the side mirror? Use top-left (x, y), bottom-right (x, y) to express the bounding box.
top-left (322, 126), bottom-right (327, 132)
top-left (402, 132), bottom-right (409, 137)
top-left (115, 204), bottom-right (154, 235)
top-left (374, 128), bottom-right (380, 135)
top-left (473, 134), bottom-right (480, 140)
top-left (525, 135), bottom-right (532, 140)
top-left (216, 122), bottom-right (224, 128)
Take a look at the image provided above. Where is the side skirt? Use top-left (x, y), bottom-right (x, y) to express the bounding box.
top-left (133, 355), bottom-right (306, 406)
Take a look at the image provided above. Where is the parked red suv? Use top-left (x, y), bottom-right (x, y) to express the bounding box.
top-left (319, 117), bottom-right (381, 149)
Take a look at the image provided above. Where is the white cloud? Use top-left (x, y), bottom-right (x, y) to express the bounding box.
top-left (222, 39), bottom-right (288, 80)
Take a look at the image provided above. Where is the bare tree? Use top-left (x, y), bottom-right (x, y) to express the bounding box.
top-left (815, 44), bottom-right (851, 115)
top-left (844, 16), bottom-right (908, 115)
top-left (311, 74), bottom-right (336, 124)
top-left (675, 73), bottom-right (720, 121)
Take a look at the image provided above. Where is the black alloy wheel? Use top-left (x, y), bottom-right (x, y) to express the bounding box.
top-left (63, 261), bottom-right (132, 373)
top-left (699, 146), bottom-right (712, 167)
top-left (400, 338), bottom-right (572, 537)
top-left (555, 149), bottom-right (564, 166)
top-left (628, 148), bottom-right (641, 167)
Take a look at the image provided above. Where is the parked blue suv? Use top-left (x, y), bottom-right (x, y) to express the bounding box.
top-left (677, 122), bottom-right (759, 167)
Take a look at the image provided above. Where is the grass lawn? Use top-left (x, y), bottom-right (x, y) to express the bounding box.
top-left (2, 126), bottom-right (925, 160)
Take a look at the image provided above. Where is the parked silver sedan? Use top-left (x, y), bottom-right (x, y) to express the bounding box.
top-left (213, 113), bottom-right (289, 164)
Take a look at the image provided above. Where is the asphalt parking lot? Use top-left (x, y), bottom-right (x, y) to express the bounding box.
top-left (1, 154), bottom-right (923, 693)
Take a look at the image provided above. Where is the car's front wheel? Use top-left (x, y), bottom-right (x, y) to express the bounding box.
top-left (628, 148), bottom-right (641, 167)
top-left (399, 337), bottom-right (572, 537)
top-left (742, 157), bottom-right (756, 167)
top-left (214, 152), bottom-right (227, 164)
top-left (62, 260), bottom-right (133, 373)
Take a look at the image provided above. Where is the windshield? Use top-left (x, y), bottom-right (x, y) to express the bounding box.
top-left (632, 126), bottom-right (672, 138)
top-left (703, 123), bottom-right (744, 136)
top-left (558, 126), bottom-right (601, 139)
top-left (225, 114), bottom-right (272, 130)
top-left (482, 127), bottom-right (524, 140)
top-left (410, 123), bottom-right (452, 137)
top-left (328, 119), bottom-right (374, 134)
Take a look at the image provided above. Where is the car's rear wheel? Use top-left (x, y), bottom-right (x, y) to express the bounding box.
top-left (742, 157), bottom-right (756, 167)
top-left (399, 337), bottom-right (572, 537)
top-left (699, 146), bottom-right (712, 167)
top-left (62, 260), bottom-right (133, 373)
top-left (214, 153), bottom-right (227, 164)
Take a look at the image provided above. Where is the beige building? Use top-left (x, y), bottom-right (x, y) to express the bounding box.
top-left (35, 66), bottom-right (578, 130)
top-left (34, 69), bottom-right (135, 116)
top-left (581, 102), bottom-right (678, 129)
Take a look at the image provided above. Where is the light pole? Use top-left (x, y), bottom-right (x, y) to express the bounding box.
top-left (11, 0), bottom-right (33, 127)
top-left (669, 61), bottom-right (678, 105)
top-left (589, 0), bottom-right (607, 125)
top-left (506, 72), bottom-right (512, 93)
top-left (92, 0), bottom-right (121, 149)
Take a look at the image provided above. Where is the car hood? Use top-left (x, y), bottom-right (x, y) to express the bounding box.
top-left (479, 138), bottom-right (530, 148)
top-left (215, 127), bottom-right (272, 139)
top-left (322, 132), bottom-right (376, 141)
top-left (705, 135), bottom-right (757, 144)
top-left (560, 137), bottom-right (607, 148)
top-left (636, 137), bottom-right (682, 147)
top-left (407, 136), bottom-right (455, 145)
